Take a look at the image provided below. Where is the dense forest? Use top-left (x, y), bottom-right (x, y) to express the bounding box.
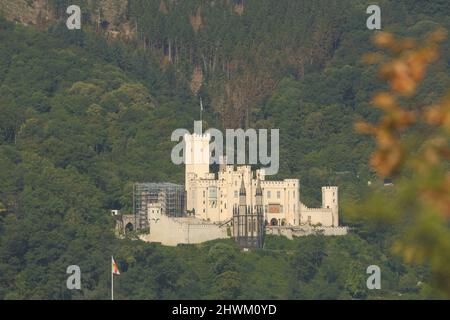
top-left (0, 0), bottom-right (449, 299)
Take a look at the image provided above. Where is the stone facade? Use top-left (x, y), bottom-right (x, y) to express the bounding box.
top-left (140, 205), bottom-right (229, 246)
top-left (184, 124), bottom-right (339, 227)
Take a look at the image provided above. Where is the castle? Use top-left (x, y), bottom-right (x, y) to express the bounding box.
top-left (115, 121), bottom-right (347, 246)
top-left (184, 127), bottom-right (339, 228)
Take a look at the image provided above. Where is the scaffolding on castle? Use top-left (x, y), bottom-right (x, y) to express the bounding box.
top-left (133, 183), bottom-right (185, 229)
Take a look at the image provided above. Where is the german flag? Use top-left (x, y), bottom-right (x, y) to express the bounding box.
top-left (112, 256), bottom-right (120, 275)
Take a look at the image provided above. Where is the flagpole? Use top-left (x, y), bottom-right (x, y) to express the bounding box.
top-left (111, 256), bottom-right (114, 300)
top-left (200, 97), bottom-right (203, 122)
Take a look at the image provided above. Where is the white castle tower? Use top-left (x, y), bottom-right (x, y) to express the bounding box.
top-left (184, 121), bottom-right (210, 214)
top-left (322, 186), bottom-right (339, 226)
top-left (184, 121), bottom-right (210, 185)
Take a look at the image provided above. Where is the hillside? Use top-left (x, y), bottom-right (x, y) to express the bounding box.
top-left (3, 0), bottom-right (449, 204)
top-left (0, 1), bottom-right (449, 299)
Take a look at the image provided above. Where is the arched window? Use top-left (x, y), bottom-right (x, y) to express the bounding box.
top-left (125, 223), bottom-right (134, 233)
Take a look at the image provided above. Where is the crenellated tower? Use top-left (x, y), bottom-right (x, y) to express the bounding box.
top-left (322, 186), bottom-right (339, 226)
top-left (184, 121), bottom-right (210, 213)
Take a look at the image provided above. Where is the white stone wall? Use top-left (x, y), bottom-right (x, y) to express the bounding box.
top-left (299, 205), bottom-right (334, 227)
top-left (262, 179), bottom-right (299, 226)
top-left (266, 226), bottom-right (348, 239)
top-left (141, 207), bottom-right (229, 246)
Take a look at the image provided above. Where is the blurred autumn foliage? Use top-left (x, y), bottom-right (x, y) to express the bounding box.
top-left (352, 29), bottom-right (450, 297)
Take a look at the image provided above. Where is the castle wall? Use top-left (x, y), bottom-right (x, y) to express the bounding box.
top-left (262, 178), bottom-right (299, 226)
top-left (300, 207), bottom-right (334, 226)
top-left (142, 208), bottom-right (229, 246)
top-left (266, 226), bottom-right (348, 239)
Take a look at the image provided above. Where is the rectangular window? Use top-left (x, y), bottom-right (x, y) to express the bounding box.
top-left (209, 187), bottom-right (217, 199)
top-left (267, 191), bottom-right (271, 199)
top-left (277, 191), bottom-right (280, 199)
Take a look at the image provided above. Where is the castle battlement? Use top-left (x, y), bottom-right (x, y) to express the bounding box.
top-left (302, 207), bottom-right (332, 213)
top-left (261, 181), bottom-right (285, 185)
top-left (184, 133), bottom-right (211, 140)
top-left (197, 180), bottom-right (218, 186)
